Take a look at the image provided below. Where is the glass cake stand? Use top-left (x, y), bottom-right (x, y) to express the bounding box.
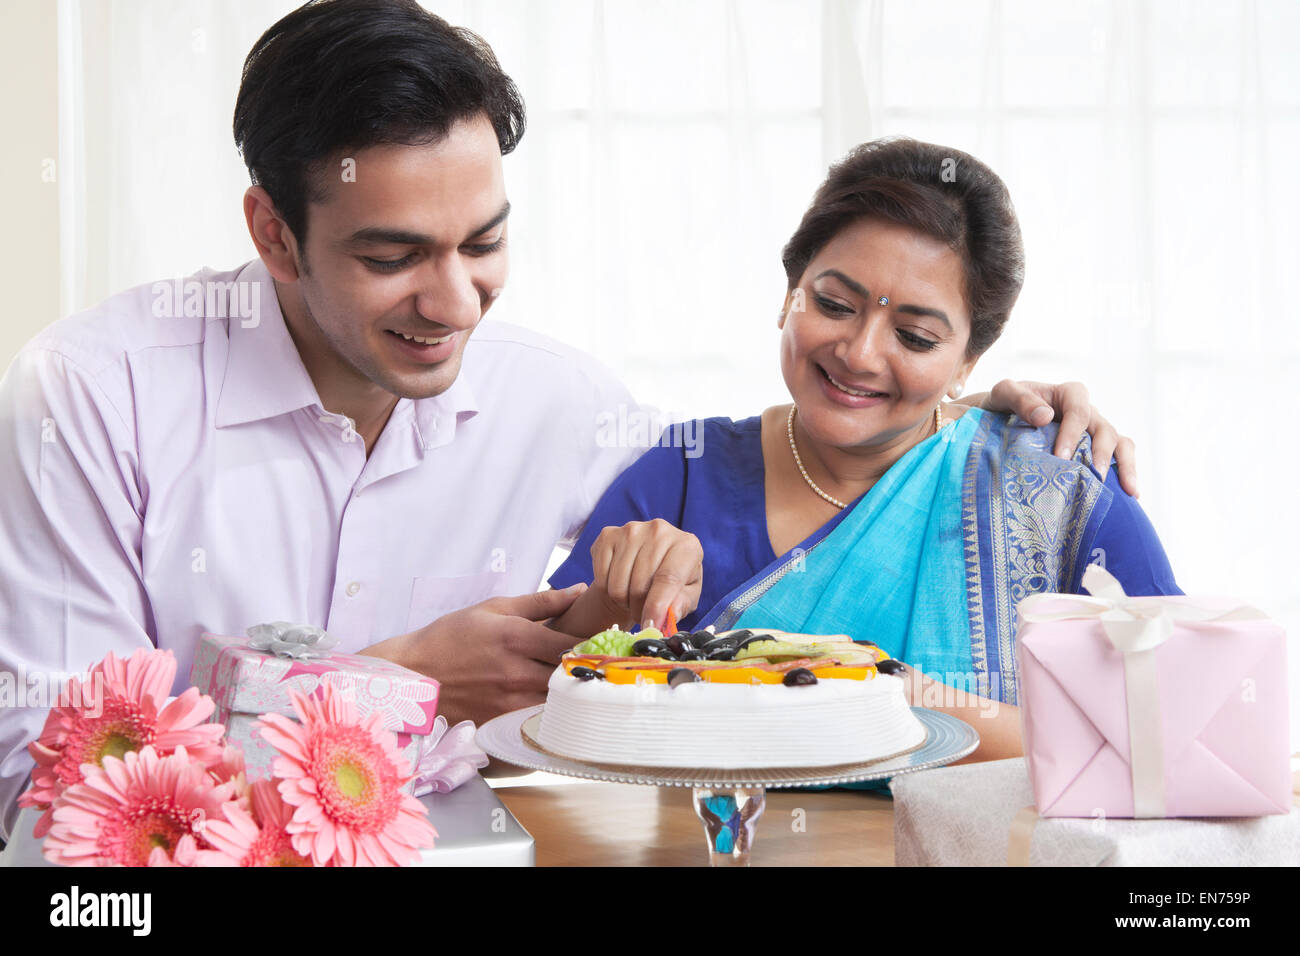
top-left (476, 705), bottom-right (979, 866)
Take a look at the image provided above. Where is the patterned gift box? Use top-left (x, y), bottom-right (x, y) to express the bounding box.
top-left (190, 632), bottom-right (441, 791)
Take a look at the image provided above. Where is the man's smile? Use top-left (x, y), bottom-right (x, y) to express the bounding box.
top-left (384, 328), bottom-right (459, 363)
top-left (388, 330), bottom-right (455, 345)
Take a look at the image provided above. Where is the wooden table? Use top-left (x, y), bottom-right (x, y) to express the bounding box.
top-left (492, 775), bottom-right (897, 866)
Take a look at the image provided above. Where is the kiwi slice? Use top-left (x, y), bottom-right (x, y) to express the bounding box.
top-left (806, 643), bottom-right (881, 666)
top-left (734, 640), bottom-right (817, 661)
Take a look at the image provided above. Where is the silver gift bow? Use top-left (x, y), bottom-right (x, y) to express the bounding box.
top-left (1018, 566), bottom-right (1265, 818)
top-left (245, 621), bottom-right (340, 660)
top-left (411, 716), bottom-right (490, 796)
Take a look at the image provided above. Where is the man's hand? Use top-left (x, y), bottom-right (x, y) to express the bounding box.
top-left (360, 584), bottom-right (588, 727)
top-left (960, 379), bottom-right (1138, 497)
top-left (589, 519), bottom-right (703, 631)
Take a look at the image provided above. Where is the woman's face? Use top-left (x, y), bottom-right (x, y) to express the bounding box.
top-left (779, 217), bottom-right (978, 454)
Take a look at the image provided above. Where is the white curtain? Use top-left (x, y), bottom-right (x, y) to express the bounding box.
top-left (59, 0), bottom-right (1300, 735)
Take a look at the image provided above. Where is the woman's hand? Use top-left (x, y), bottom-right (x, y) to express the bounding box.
top-left (958, 379), bottom-right (1138, 497)
top-left (589, 519), bottom-right (704, 631)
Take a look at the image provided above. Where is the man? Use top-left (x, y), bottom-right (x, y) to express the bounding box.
top-left (0, 0), bottom-right (1133, 841)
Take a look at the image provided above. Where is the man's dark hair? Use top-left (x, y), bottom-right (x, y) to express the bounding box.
top-left (782, 137), bottom-right (1024, 357)
top-left (233, 0), bottom-right (525, 248)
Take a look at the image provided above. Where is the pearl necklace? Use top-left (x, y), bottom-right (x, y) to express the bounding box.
top-left (786, 403), bottom-right (946, 510)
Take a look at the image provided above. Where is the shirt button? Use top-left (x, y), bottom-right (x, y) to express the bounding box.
top-left (346, 581), bottom-right (361, 597)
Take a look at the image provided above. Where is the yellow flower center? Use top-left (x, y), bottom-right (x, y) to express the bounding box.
top-left (127, 811), bottom-right (188, 864)
top-left (334, 761), bottom-right (368, 799)
top-left (100, 733), bottom-right (135, 763)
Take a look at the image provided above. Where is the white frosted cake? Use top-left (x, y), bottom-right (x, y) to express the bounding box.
top-left (534, 627), bottom-right (927, 769)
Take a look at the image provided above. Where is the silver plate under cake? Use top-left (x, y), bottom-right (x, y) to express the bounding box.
top-left (476, 704), bottom-right (979, 789)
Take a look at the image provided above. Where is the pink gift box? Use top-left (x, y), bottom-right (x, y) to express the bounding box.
top-left (1015, 578), bottom-right (1291, 819)
top-left (190, 632), bottom-right (441, 787)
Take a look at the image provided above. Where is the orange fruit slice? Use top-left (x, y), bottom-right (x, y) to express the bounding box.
top-left (603, 665), bottom-right (669, 684)
top-left (700, 667), bottom-right (784, 685)
top-left (809, 666), bottom-right (875, 681)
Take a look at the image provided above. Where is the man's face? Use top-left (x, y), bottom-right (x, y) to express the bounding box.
top-left (289, 114), bottom-right (509, 400)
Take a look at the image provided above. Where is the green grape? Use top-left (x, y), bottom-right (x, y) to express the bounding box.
top-left (574, 628), bottom-right (637, 657)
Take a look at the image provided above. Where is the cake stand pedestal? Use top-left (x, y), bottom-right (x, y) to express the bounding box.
top-left (477, 706), bottom-right (979, 866)
top-left (691, 787), bottom-right (766, 865)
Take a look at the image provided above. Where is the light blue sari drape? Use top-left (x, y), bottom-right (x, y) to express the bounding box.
top-left (698, 408), bottom-right (1110, 707)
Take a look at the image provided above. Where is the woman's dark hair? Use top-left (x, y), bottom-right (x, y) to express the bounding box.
top-left (233, 0), bottom-right (526, 248)
top-left (782, 137), bottom-right (1024, 357)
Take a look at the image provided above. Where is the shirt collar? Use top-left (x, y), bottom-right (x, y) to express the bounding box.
top-left (408, 369), bottom-right (480, 452)
top-left (215, 259), bottom-right (323, 428)
top-left (215, 259), bottom-right (482, 441)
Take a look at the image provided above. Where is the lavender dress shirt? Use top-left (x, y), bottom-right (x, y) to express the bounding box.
top-left (0, 258), bottom-right (640, 839)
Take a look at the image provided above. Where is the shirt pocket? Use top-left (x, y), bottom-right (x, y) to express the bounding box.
top-left (405, 571), bottom-right (507, 631)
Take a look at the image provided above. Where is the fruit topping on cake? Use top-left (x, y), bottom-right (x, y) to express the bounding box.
top-left (561, 627), bottom-right (897, 685)
top-left (573, 625), bottom-right (639, 658)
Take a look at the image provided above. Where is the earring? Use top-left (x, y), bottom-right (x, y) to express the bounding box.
top-left (949, 383), bottom-right (964, 399)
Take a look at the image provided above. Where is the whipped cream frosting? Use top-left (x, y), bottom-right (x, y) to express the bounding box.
top-left (536, 666), bottom-right (926, 769)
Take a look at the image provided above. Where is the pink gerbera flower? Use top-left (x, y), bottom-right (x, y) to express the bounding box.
top-left (207, 743), bottom-right (251, 807)
top-left (194, 779), bottom-right (312, 867)
top-left (42, 745), bottom-right (238, 867)
top-left (255, 683), bottom-right (436, 866)
top-left (19, 649), bottom-right (225, 837)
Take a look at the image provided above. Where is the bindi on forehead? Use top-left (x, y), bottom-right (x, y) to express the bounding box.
top-left (812, 223), bottom-right (969, 328)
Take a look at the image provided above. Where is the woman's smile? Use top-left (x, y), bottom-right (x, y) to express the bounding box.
top-left (815, 363), bottom-right (890, 406)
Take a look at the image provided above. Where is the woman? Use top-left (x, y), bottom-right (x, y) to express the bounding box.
top-left (549, 138), bottom-right (1177, 762)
